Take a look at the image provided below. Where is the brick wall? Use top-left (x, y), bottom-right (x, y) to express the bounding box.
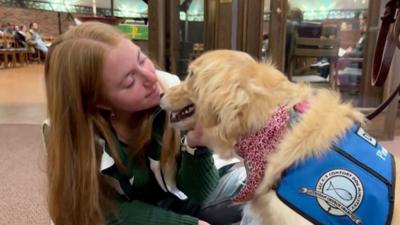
top-left (0, 6), bottom-right (75, 36)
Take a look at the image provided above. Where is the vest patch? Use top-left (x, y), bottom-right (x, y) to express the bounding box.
top-left (300, 169), bottom-right (364, 224)
top-left (276, 125), bottom-right (396, 225)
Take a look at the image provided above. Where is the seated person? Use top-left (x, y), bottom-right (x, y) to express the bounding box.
top-left (314, 12), bottom-right (367, 81)
top-left (15, 25), bottom-right (28, 48)
top-left (286, 8), bottom-right (325, 77)
top-left (339, 11), bottom-right (367, 59)
top-left (27, 22), bottom-right (48, 54)
top-left (335, 12), bottom-right (368, 86)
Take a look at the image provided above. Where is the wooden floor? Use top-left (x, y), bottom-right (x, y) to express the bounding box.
top-left (0, 65), bottom-right (49, 225)
top-left (0, 64), bottom-right (47, 124)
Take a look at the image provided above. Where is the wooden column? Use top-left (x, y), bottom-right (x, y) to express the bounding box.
top-left (268, 0), bottom-right (288, 71)
top-left (204, 0), bottom-right (233, 50)
top-left (148, 0), bottom-right (166, 69)
top-left (204, 0), bottom-right (217, 50)
top-left (148, 0), bottom-right (179, 73)
top-left (236, 0), bottom-right (264, 59)
top-left (215, 0), bottom-right (233, 49)
top-left (204, 0), bottom-right (264, 59)
top-left (166, 0), bottom-right (180, 74)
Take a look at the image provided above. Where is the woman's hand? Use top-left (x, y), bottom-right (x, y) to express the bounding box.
top-left (186, 122), bottom-right (207, 148)
top-left (198, 220), bottom-right (211, 225)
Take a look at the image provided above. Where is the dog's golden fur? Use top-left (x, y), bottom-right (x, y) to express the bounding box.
top-left (161, 50), bottom-right (399, 225)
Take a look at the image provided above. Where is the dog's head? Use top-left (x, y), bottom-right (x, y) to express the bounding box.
top-left (161, 50), bottom-right (291, 158)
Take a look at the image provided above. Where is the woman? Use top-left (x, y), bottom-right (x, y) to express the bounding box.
top-left (45, 22), bottom-right (245, 225)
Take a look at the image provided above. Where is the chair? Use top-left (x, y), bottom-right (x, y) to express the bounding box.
top-left (3, 34), bottom-right (30, 67)
top-left (27, 43), bottom-right (42, 64)
top-left (0, 34), bottom-right (18, 68)
top-left (288, 30), bottom-right (340, 89)
top-left (0, 35), bottom-right (6, 68)
top-left (13, 36), bottom-right (29, 66)
top-left (285, 22), bottom-right (322, 76)
top-left (16, 48), bottom-right (29, 66)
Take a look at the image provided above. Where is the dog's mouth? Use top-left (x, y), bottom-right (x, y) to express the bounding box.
top-left (170, 104), bottom-right (196, 123)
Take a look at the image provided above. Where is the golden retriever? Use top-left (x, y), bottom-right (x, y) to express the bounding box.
top-left (160, 50), bottom-right (399, 225)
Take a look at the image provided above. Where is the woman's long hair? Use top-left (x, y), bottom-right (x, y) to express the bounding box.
top-left (45, 22), bottom-right (179, 225)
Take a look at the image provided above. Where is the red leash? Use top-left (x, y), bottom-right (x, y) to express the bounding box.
top-left (367, 0), bottom-right (400, 120)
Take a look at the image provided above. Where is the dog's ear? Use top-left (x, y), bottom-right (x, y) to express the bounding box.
top-left (220, 86), bottom-right (250, 140)
top-left (202, 82), bottom-right (254, 146)
top-left (194, 83), bottom-right (252, 159)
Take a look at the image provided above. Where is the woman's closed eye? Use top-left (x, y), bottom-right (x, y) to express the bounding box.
top-left (123, 73), bottom-right (135, 88)
top-left (139, 55), bottom-right (147, 65)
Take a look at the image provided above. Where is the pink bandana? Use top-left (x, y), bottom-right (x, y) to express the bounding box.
top-left (232, 105), bottom-right (290, 203)
top-left (232, 101), bottom-right (310, 203)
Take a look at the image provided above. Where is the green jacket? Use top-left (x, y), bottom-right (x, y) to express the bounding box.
top-left (100, 108), bottom-right (219, 225)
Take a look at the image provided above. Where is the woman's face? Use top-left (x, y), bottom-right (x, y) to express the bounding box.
top-left (101, 38), bottom-right (160, 114)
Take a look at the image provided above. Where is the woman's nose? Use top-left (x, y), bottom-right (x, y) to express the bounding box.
top-left (142, 69), bottom-right (157, 86)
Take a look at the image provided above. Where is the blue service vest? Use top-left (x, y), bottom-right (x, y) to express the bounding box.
top-left (276, 125), bottom-right (396, 225)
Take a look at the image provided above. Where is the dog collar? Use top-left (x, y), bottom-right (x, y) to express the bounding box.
top-left (232, 105), bottom-right (290, 203)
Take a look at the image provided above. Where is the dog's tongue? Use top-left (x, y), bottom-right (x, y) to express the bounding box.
top-left (232, 105), bottom-right (289, 203)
